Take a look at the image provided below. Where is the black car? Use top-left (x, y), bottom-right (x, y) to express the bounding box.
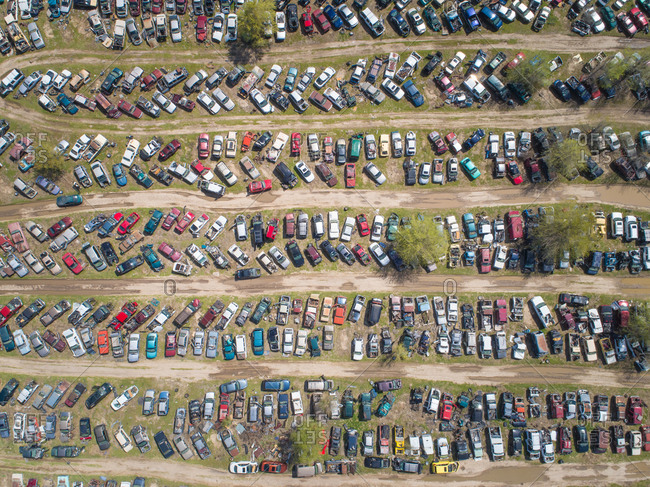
top-left (0, 412), bottom-right (9, 438)
top-left (115, 255), bottom-right (145, 276)
top-left (0, 378), bottom-right (19, 406)
top-left (337, 243), bottom-right (355, 266)
top-left (584, 157), bottom-right (604, 180)
top-left (252, 131), bottom-right (272, 151)
top-left (235, 268), bottom-right (261, 280)
top-left (87, 304), bottom-right (112, 327)
top-left (421, 51), bottom-right (443, 76)
top-left (551, 80), bottom-right (571, 102)
top-left (346, 429), bottom-right (358, 456)
top-left (329, 427), bottom-right (341, 455)
top-left (574, 425), bottom-right (589, 453)
top-left (269, 90), bottom-right (290, 111)
top-left (365, 456), bottom-right (390, 469)
top-left (226, 65), bottom-right (246, 87)
top-left (20, 445), bottom-right (45, 459)
top-left (286, 3), bottom-right (299, 31)
top-left (388, 9), bottom-right (410, 36)
top-left (285, 240), bottom-right (305, 267)
top-left (521, 249), bottom-right (536, 273)
top-left (190, 431), bottom-right (211, 459)
top-left (85, 382), bottom-right (113, 409)
top-left (558, 293), bottom-right (589, 307)
top-left (79, 417), bottom-right (92, 440)
top-left (532, 127), bottom-right (550, 154)
top-left (154, 430), bottom-right (175, 458)
top-left (188, 399), bottom-right (201, 424)
top-left (549, 330), bottom-right (563, 354)
top-left (403, 158), bottom-right (416, 185)
top-left (275, 161), bottom-right (298, 188)
top-left (267, 326), bottom-right (280, 352)
top-left (94, 423), bottom-right (111, 450)
top-left (509, 428), bottom-right (523, 456)
top-left (16, 299), bottom-right (46, 327)
top-left (100, 242), bottom-right (119, 265)
top-left (51, 446), bottom-right (83, 458)
top-left (387, 249), bottom-right (406, 271)
top-left (100, 68), bottom-right (124, 95)
top-left (320, 240), bottom-right (339, 261)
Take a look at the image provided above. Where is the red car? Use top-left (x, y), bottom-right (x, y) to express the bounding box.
top-left (117, 99), bottom-right (143, 119)
top-left (345, 163), bottom-right (356, 188)
top-left (550, 394), bottom-right (564, 419)
top-left (117, 212), bottom-right (140, 235)
top-left (170, 94), bottom-right (196, 111)
top-left (196, 15), bottom-right (208, 42)
top-left (504, 52), bottom-right (525, 74)
top-left (191, 160), bottom-right (211, 177)
top-left (445, 132), bottom-right (462, 153)
top-left (479, 247), bottom-right (491, 273)
top-left (302, 12), bottom-right (314, 34)
top-left (248, 179), bottom-right (272, 194)
top-left (439, 393), bottom-right (454, 421)
top-left (141, 69), bottom-right (163, 91)
top-left (176, 0), bottom-right (186, 14)
top-left (291, 132), bottom-right (301, 156)
top-left (434, 75), bottom-right (454, 93)
top-left (266, 218), bottom-right (279, 240)
top-left (641, 425), bottom-right (650, 451)
top-left (312, 8), bottom-right (331, 32)
top-left (428, 131), bottom-right (448, 154)
top-left (62, 252), bottom-right (84, 274)
top-left (165, 331), bottom-right (177, 357)
top-left (0, 298), bottom-right (22, 327)
top-left (507, 161), bottom-right (523, 185)
top-left (129, 0), bottom-right (140, 16)
top-left (158, 139), bottom-right (181, 161)
top-left (97, 330), bottom-right (110, 355)
top-left (525, 157), bottom-right (542, 182)
top-left (617, 12), bottom-right (638, 36)
top-left (558, 426), bottom-right (572, 455)
top-left (630, 7), bottom-right (648, 32)
top-left (175, 211), bottom-right (196, 234)
top-left (158, 242), bottom-right (182, 261)
top-left (152, 0), bottom-right (162, 12)
top-left (356, 214), bottom-right (370, 236)
top-left (47, 216), bottom-right (73, 239)
top-left (197, 133), bottom-right (210, 159)
top-left (161, 208), bottom-right (181, 231)
top-left (352, 244), bottom-right (371, 265)
top-left (505, 210), bottom-right (523, 241)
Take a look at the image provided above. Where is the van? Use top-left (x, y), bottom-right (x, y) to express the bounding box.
top-left (293, 462), bottom-right (323, 478)
top-left (183, 69), bottom-right (208, 95)
top-left (113, 20), bottom-right (126, 50)
top-left (359, 8), bottom-right (385, 37)
top-left (275, 162), bottom-right (298, 188)
top-left (365, 298), bottom-right (382, 326)
top-left (349, 138), bottom-right (361, 161)
top-left (157, 67), bottom-right (188, 93)
top-left (0, 69), bottom-right (25, 97)
top-left (50, 227), bottom-right (79, 253)
top-left (305, 379), bottom-right (334, 392)
top-left (485, 75), bottom-right (510, 101)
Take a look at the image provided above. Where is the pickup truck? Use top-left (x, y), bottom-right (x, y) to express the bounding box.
top-left (173, 299), bottom-right (202, 327)
top-left (238, 66), bottom-right (264, 98)
top-left (395, 52), bottom-right (422, 84)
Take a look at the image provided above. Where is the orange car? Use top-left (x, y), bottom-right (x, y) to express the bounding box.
top-left (97, 330), bottom-right (110, 355)
top-left (241, 131), bottom-right (255, 152)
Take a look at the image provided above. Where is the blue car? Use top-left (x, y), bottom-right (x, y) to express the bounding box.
top-left (388, 249), bottom-right (407, 271)
top-left (144, 210), bottom-right (164, 236)
top-left (586, 251), bottom-right (603, 275)
top-left (112, 163), bottom-right (128, 186)
top-left (551, 80), bottom-right (571, 102)
top-left (479, 5), bottom-right (502, 30)
top-left (56, 93), bottom-right (78, 115)
top-left (56, 195), bottom-right (83, 207)
top-left (252, 328), bottom-right (264, 356)
top-left (459, 1), bottom-right (480, 31)
top-left (261, 379), bottom-right (291, 391)
top-left (278, 393), bottom-right (289, 419)
top-left (402, 80), bottom-right (424, 107)
top-left (463, 128), bottom-right (485, 150)
top-left (323, 4), bottom-right (343, 30)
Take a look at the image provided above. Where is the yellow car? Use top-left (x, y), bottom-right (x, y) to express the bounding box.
top-left (431, 461), bottom-right (459, 474)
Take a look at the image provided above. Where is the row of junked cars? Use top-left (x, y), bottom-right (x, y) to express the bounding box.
top-left (0, 290), bottom-right (644, 372)
top-left (2, 369), bottom-right (648, 474)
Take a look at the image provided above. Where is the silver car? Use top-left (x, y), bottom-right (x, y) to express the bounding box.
top-left (27, 23), bottom-right (45, 49)
top-left (127, 334), bottom-right (140, 363)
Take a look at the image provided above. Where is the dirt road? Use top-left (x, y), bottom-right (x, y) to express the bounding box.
top-left (2, 270), bottom-right (649, 297)
top-left (1, 183), bottom-right (647, 221)
top-left (1, 451), bottom-right (649, 486)
top-left (0, 354), bottom-right (645, 389)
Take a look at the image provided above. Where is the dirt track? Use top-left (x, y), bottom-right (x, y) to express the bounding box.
top-left (1, 183), bottom-right (648, 221)
top-left (0, 355), bottom-right (644, 390)
top-left (1, 452), bottom-right (649, 486)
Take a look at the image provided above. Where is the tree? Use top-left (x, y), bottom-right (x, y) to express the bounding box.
top-left (545, 139), bottom-right (585, 179)
top-left (393, 219), bottom-right (448, 269)
top-left (34, 154), bottom-right (66, 180)
top-left (627, 303), bottom-right (650, 345)
top-left (237, 0), bottom-right (275, 48)
top-left (527, 206), bottom-right (594, 263)
top-left (505, 62), bottom-right (546, 93)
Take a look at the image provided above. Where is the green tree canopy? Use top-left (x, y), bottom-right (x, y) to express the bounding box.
top-left (527, 207), bottom-right (593, 263)
top-left (393, 219), bottom-right (448, 268)
top-left (546, 139), bottom-right (585, 179)
top-left (505, 62), bottom-right (546, 93)
top-left (35, 154), bottom-right (66, 180)
top-left (627, 303), bottom-right (650, 345)
top-left (238, 0), bottom-right (275, 48)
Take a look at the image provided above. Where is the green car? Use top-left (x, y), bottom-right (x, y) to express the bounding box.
top-left (144, 209), bottom-right (164, 236)
top-left (146, 332), bottom-right (158, 359)
top-left (460, 157), bottom-right (481, 180)
top-left (141, 244), bottom-right (164, 272)
top-left (386, 213), bottom-right (399, 242)
top-left (56, 195), bottom-right (83, 207)
top-left (599, 6), bottom-right (617, 31)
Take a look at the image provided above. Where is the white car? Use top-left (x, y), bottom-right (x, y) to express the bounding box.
top-left (63, 328), bottom-right (86, 358)
top-left (503, 132), bottom-right (516, 158)
top-left (370, 215), bottom-right (384, 242)
top-left (265, 64), bottom-right (283, 89)
top-left (297, 67), bottom-right (316, 92)
top-left (369, 243), bottom-right (390, 267)
top-left (225, 13), bottom-right (238, 42)
top-left (275, 11), bottom-right (286, 41)
top-left (283, 328), bottom-right (294, 354)
top-left (583, 7), bottom-right (605, 33)
top-left (314, 67), bottom-right (336, 90)
top-left (512, 336), bottom-right (526, 360)
top-left (295, 160), bottom-right (314, 182)
top-left (291, 391), bottom-right (304, 415)
top-left (193, 330), bottom-right (205, 356)
top-left (381, 78), bottom-right (404, 100)
top-left (235, 334), bottom-right (247, 358)
top-left (197, 91), bottom-right (221, 115)
top-left (588, 308), bottom-right (603, 334)
top-left (205, 215), bottom-right (228, 240)
top-left (111, 385), bottom-right (139, 411)
top-left (227, 244), bottom-right (249, 266)
top-left (295, 329), bottom-right (308, 356)
top-left (364, 162), bottom-right (386, 185)
top-left (444, 52), bottom-right (466, 75)
top-left (405, 131), bottom-right (416, 156)
top-left (152, 90), bottom-right (176, 114)
top-left (496, 3), bottom-right (516, 22)
top-left (391, 131), bottom-right (403, 157)
top-left (530, 296), bottom-right (555, 329)
top-left (603, 126), bottom-right (620, 151)
top-left (328, 211), bottom-right (340, 240)
top-left (407, 8), bottom-right (426, 35)
top-left (170, 14), bottom-right (182, 42)
top-left (624, 215), bottom-right (639, 242)
top-left (13, 329), bottom-right (31, 355)
top-left (269, 246), bottom-right (290, 270)
top-left (351, 337), bottom-right (364, 361)
top-left (511, 0), bottom-right (534, 22)
top-left (212, 13), bottom-right (224, 42)
top-left (213, 88), bottom-right (235, 111)
top-left (69, 134), bottom-right (90, 160)
top-left (250, 89), bottom-right (273, 114)
top-left (220, 302), bottom-right (238, 329)
top-left (121, 139), bottom-right (140, 168)
top-left (338, 4), bottom-right (358, 27)
top-left (340, 216), bottom-right (355, 242)
top-left (216, 161), bottom-right (238, 186)
top-left (492, 245), bottom-right (507, 270)
top-left (419, 161), bottom-right (431, 184)
top-left (610, 212), bottom-right (624, 238)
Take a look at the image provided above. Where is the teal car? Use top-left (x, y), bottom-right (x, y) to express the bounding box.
top-left (144, 210), bottom-right (164, 236)
top-left (284, 67), bottom-right (298, 92)
top-left (460, 157), bottom-right (481, 180)
top-left (141, 244), bottom-right (164, 272)
top-left (462, 213), bottom-right (478, 239)
top-left (600, 6), bottom-right (617, 30)
top-left (252, 328), bottom-right (264, 356)
top-left (222, 334), bottom-right (235, 360)
top-left (56, 195), bottom-right (83, 207)
top-left (146, 332), bottom-right (158, 359)
top-left (639, 130), bottom-right (650, 152)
